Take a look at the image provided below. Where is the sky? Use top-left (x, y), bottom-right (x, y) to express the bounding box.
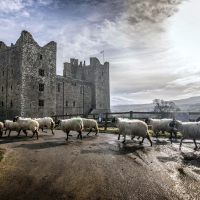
top-left (1, 0), bottom-right (200, 106)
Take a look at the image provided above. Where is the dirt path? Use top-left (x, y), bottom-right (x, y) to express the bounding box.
top-left (0, 130), bottom-right (200, 200)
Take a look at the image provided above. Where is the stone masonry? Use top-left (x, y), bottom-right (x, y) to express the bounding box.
top-left (0, 30), bottom-right (110, 119)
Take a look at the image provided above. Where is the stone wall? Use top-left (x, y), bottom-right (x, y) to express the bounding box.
top-left (0, 30), bottom-right (110, 119)
top-left (0, 41), bottom-right (23, 119)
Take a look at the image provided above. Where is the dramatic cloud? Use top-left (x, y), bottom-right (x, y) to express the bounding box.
top-left (1, 0), bottom-right (199, 107)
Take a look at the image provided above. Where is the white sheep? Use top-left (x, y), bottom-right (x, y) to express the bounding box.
top-left (13, 116), bottom-right (40, 139)
top-left (145, 118), bottom-right (177, 139)
top-left (169, 119), bottom-right (200, 150)
top-left (112, 117), bottom-right (152, 146)
top-left (57, 117), bottom-right (84, 140)
top-left (4, 120), bottom-right (21, 137)
top-left (0, 122), bottom-right (3, 137)
top-left (34, 117), bottom-right (55, 134)
top-left (82, 118), bottom-right (99, 135)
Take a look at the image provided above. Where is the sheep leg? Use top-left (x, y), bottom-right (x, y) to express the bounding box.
top-left (155, 132), bottom-right (159, 138)
top-left (87, 129), bottom-right (92, 135)
top-left (30, 131), bottom-right (35, 138)
top-left (139, 137), bottom-right (144, 145)
top-left (51, 122), bottom-right (54, 134)
top-left (77, 131), bottom-right (82, 140)
top-left (146, 133), bottom-right (152, 146)
top-left (118, 132), bottom-right (121, 140)
top-left (17, 129), bottom-right (22, 137)
top-left (179, 137), bottom-right (184, 150)
top-left (41, 128), bottom-right (47, 133)
top-left (169, 131), bottom-right (173, 144)
top-left (23, 130), bottom-right (28, 136)
top-left (8, 130), bottom-right (11, 137)
top-left (4, 130), bottom-right (7, 135)
top-left (66, 131), bottom-right (69, 140)
top-left (193, 139), bottom-right (198, 150)
top-left (122, 135), bottom-right (126, 143)
top-left (137, 136), bottom-right (140, 140)
top-left (95, 127), bottom-right (98, 135)
top-left (131, 135), bottom-right (135, 140)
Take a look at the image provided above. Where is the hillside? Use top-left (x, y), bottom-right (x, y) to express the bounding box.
top-left (111, 96), bottom-right (200, 112)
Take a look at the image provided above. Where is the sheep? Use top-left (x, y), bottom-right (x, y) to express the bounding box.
top-left (57, 117), bottom-right (84, 140)
top-left (145, 118), bottom-right (177, 139)
top-left (112, 117), bottom-right (152, 146)
top-left (82, 118), bottom-right (99, 135)
top-left (34, 117), bottom-right (55, 134)
top-left (4, 120), bottom-right (21, 137)
top-left (113, 118), bottom-right (139, 140)
top-left (169, 119), bottom-right (200, 150)
top-left (13, 116), bottom-right (40, 139)
top-left (0, 122), bottom-right (4, 137)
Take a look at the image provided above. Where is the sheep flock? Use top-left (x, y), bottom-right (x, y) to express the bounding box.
top-left (1, 115), bottom-right (200, 151)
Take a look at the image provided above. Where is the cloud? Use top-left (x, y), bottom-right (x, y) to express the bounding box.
top-left (21, 11), bottom-right (30, 18)
top-left (0, 0), bottom-right (53, 13)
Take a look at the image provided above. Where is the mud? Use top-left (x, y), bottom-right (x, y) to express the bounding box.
top-left (0, 130), bottom-right (200, 200)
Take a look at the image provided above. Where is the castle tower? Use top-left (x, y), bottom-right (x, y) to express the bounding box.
top-left (0, 30), bottom-right (57, 118)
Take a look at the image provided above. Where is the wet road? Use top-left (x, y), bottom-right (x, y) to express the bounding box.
top-left (0, 130), bottom-right (200, 200)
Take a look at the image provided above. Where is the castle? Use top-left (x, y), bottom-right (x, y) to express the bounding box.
top-left (0, 30), bottom-right (110, 119)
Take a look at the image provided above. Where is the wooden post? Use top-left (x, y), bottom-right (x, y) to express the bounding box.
top-left (130, 111), bottom-right (133, 119)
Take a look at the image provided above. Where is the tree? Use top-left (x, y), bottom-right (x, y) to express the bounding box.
top-left (153, 99), bottom-right (181, 113)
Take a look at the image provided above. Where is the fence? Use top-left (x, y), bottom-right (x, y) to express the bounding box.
top-left (52, 111), bottom-right (200, 131)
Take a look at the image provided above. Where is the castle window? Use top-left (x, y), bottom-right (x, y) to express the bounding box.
top-left (58, 84), bottom-right (60, 92)
top-left (11, 69), bottom-right (13, 74)
top-left (2, 86), bottom-right (3, 92)
top-left (1, 101), bottom-right (3, 107)
top-left (39, 84), bottom-right (44, 91)
top-left (10, 100), bottom-right (13, 107)
top-left (11, 85), bottom-right (12, 90)
top-left (73, 101), bottom-right (76, 107)
top-left (40, 54), bottom-right (42, 60)
top-left (39, 69), bottom-right (44, 76)
top-left (66, 100), bottom-right (68, 107)
top-left (39, 100), bottom-right (44, 107)
top-left (2, 71), bottom-right (4, 76)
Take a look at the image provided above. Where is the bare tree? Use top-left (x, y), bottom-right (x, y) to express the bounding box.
top-left (153, 99), bottom-right (181, 113)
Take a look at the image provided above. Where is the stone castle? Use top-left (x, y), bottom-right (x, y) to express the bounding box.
top-left (0, 30), bottom-right (110, 119)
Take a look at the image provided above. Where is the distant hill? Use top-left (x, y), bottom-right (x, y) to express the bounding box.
top-left (111, 96), bottom-right (200, 112)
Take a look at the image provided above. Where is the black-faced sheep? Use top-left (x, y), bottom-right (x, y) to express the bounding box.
top-left (57, 118), bottom-right (84, 140)
top-left (4, 120), bottom-right (20, 137)
top-left (34, 117), bottom-right (55, 134)
top-left (145, 118), bottom-right (177, 139)
top-left (112, 117), bottom-right (152, 146)
top-left (13, 116), bottom-right (40, 139)
top-left (169, 119), bottom-right (200, 150)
